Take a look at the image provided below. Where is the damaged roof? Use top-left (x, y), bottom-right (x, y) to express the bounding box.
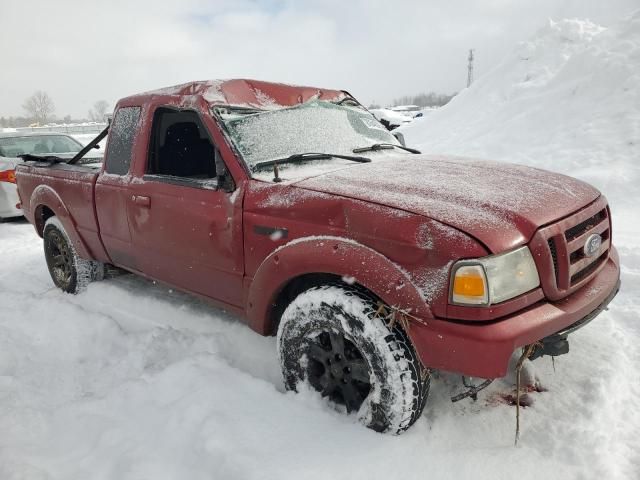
top-left (120, 79), bottom-right (354, 110)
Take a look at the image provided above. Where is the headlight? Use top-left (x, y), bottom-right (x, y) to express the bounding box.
top-left (450, 246), bottom-right (540, 306)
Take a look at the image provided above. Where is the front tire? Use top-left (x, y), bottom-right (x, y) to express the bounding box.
top-left (43, 216), bottom-right (104, 293)
top-left (277, 286), bottom-right (430, 434)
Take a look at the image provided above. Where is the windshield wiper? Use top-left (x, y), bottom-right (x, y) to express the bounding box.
top-left (18, 154), bottom-right (67, 164)
top-left (352, 143), bottom-right (421, 154)
top-left (253, 152), bottom-right (371, 183)
top-left (253, 152), bottom-right (371, 171)
top-left (68, 125), bottom-right (109, 165)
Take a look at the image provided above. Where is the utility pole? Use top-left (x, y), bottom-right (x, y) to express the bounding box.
top-left (467, 49), bottom-right (475, 87)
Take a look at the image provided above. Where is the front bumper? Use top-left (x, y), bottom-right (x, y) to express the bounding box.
top-left (410, 246), bottom-right (621, 378)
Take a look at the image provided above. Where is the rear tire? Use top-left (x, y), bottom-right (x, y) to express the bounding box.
top-left (43, 216), bottom-right (104, 294)
top-left (277, 285), bottom-right (430, 434)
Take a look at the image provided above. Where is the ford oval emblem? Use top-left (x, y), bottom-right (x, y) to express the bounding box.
top-left (584, 233), bottom-right (602, 257)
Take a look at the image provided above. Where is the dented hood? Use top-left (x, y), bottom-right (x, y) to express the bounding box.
top-left (294, 154), bottom-right (600, 253)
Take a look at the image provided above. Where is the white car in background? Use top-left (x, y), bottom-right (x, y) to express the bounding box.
top-left (0, 132), bottom-right (101, 220)
top-left (369, 108), bottom-right (414, 130)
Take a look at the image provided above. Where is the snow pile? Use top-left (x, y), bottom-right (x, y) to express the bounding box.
top-left (400, 13), bottom-right (640, 230)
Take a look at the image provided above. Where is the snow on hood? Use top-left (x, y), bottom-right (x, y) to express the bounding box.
top-left (294, 154), bottom-right (600, 253)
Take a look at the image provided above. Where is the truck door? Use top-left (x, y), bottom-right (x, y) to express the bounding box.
top-left (126, 106), bottom-right (244, 307)
top-left (95, 106), bottom-right (141, 269)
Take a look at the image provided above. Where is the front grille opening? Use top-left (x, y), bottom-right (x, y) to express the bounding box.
top-left (548, 238), bottom-right (559, 285)
top-left (565, 209), bottom-right (607, 241)
top-left (570, 249), bottom-right (583, 264)
top-left (570, 252), bottom-right (608, 285)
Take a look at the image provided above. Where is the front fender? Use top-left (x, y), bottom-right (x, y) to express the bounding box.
top-left (30, 184), bottom-right (92, 259)
top-left (246, 236), bottom-right (434, 334)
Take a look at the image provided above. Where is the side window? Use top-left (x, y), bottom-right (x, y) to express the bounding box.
top-left (147, 108), bottom-right (216, 179)
top-left (105, 106), bottom-right (141, 175)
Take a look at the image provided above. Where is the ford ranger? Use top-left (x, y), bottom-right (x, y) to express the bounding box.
top-left (15, 79), bottom-right (620, 434)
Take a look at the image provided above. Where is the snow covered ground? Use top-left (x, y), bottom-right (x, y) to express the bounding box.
top-left (2, 11), bottom-right (640, 480)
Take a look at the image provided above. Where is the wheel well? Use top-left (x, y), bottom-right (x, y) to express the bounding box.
top-left (267, 273), bottom-right (381, 336)
top-left (35, 205), bottom-right (55, 236)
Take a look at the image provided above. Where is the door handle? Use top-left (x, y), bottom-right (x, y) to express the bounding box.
top-left (132, 195), bottom-right (151, 207)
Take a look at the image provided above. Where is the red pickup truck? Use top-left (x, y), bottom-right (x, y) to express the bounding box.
top-left (15, 79), bottom-right (620, 434)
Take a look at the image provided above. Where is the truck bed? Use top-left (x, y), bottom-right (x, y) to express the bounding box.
top-left (16, 161), bottom-right (103, 257)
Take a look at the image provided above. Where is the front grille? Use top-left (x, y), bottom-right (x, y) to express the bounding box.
top-left (565, 209), bottom-right (607, 241)
top-left (531, 197), bottom-right (611, 300)
top-left (571, 251), bottom-right (608, 284)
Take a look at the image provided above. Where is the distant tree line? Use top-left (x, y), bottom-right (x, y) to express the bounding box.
top-left (1, 91), bottom-right (111, 128)
top-left (392, 92), bottom-right (456, 108)
top-left (369, 91), bottom-right (457, 110)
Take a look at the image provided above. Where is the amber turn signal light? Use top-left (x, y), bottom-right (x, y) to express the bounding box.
top-left (453, 273), bottom-right (485, 296)
top-left (451, 265), bottom-right (488, 305)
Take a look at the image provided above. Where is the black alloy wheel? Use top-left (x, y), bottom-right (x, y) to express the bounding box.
top-left (306, 330), bottom-right (371, 413)
top-left (45, 227), bottom-right (74, 290)
top-left (43, 216), bottom-right (104, 294)
top-left (278, 285), bottom-right (431, 434)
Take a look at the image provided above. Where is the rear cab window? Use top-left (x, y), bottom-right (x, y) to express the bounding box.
top-left (105, 107), bottom-right (141, 175)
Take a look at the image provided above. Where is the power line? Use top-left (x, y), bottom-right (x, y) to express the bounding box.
top-left (467, 49), bottom-right (474, 87)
